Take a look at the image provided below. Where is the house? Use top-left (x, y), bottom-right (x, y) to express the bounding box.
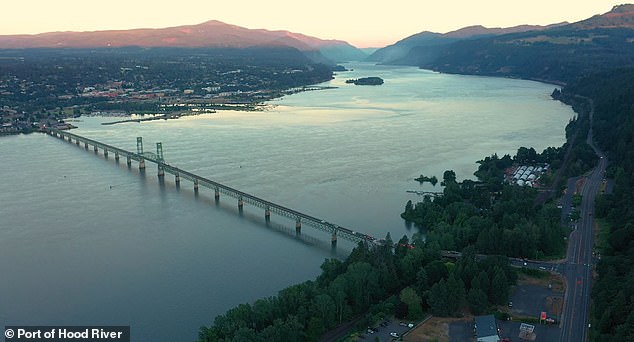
top-left (475, 315), bottom-right (500, 342)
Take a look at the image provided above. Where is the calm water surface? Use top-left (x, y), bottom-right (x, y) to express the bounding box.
top-left (0, 64), bottom-right (575, 341)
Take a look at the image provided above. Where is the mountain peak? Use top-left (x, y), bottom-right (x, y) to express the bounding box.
top-left (571, 3), bottom-right (634, 29)
top-left (611, 4), bottom-right (634, 13)
top-left (444, 23), bottom-right (564, 38)
top-left (0, 20), bottom-right (358, 52)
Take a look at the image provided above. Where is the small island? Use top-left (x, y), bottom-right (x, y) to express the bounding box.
top-left (345, 76), bottom-right (384, 85)
top-left (414, 174), bottom-right (438, 186)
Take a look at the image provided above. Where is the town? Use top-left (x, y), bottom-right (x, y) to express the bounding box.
top-left (0, 48), bottom-right (334, 134)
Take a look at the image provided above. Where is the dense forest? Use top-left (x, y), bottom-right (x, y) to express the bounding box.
top-left (198, 237), bottom-right (516, 341)
top-left (558, 69), bottom-right (634, 341)
top-left (198, 145), bottom-right (575, 341)
top-left (402, 160), bottom-right (567, 259)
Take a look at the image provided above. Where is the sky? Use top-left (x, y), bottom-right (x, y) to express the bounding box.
top-left (1, 1), bottom-right (627, 47)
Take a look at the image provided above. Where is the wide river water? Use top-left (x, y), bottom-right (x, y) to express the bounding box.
top-left (0, 63), bottom-right (575, 341)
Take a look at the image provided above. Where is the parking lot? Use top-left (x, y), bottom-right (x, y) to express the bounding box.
top-left (511, 283), bottom-right (563, 320)
top-left (498, 320), bottom-right (560, 342)
top-left (358, 319), bottom-right (414, 341)
top-left (448, 320), bottom-right (474, 342)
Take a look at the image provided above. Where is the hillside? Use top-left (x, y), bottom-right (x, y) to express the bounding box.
top-left (367, 23), bottom-right (563, 65)
top-left (421, 5), bottom-right (634, 83)
top-left (0, 20), bottom-right (366, 63)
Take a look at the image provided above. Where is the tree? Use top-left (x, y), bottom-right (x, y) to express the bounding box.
top-left (415, 268), bottom-right (430, 298)
top-left (328, 276), bottom-right (348, 323)
top-left (310, 294), bottom-right (336, 330)
top-left (490, 267), bottom-right (509, 305)
top-left (425, 260), bottom-right (449, 284)
top-left (446, 271), bottom-right (466, 315)
top-left (317, 258), bottom-right (345, 287)
top-left (443, 170), bottom-right (457, 184)
top-left (345, 262), bottom-right (379, 312)
top-left (428, 279), bottom-right (449, 316)
top-left (400, 287), bottom-right (424, 320)
top-left (476, 271), bottom-right (490, 301)
top-left (467, 288), bottom-right (489, 315)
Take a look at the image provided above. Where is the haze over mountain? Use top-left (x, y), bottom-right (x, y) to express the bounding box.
top-left (0, 20), bottom-right (367, 63)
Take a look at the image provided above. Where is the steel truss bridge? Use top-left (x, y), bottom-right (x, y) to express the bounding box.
top-left (45, 128), bottom-right (376, 246)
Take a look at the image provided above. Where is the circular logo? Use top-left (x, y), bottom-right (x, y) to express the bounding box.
top-left (5, 328), bottom-right (15, 338)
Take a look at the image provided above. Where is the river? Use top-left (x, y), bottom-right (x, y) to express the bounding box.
top-left (0, 63), bottom-right (575, 341)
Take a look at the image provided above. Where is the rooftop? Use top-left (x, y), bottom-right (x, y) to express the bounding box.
top-left (475, 315), bottom-right (498, 338)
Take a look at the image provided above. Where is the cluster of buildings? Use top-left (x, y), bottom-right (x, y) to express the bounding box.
top-left (505, 164), bottom-right (549, 188)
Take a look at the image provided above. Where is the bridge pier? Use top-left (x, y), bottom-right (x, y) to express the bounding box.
top-left (104, 149), bottom-right (108, 158)
top-left (175, 173), bottom-right (180, 186)
top-left (331, 232), bottom-right (338, 247)
top-left (193, 179), bottom-right (199, 192)
top-left (265, 206), bottom-right (271, 222)
top-left (67, 135), bottom-right (72, 142)
top-left (139, 158), bottom-right (145, 170)
top-left (115, 152), bottom-right (119, 161)
top-left (84, 142), bottom-right (88, 149)
top-left (157, 166), bottom-right (164, 177)
top-left (93, 145), bottom-right (98, 153)
top-left (75, 139), bottom-right (80, 146)
top-left (295, 218), bottom-right (302, 234)
top-left (238, 197), bottom-right (244, 211)
top-left (126, 156), bottom-right (132, 167)
top-left (214, 188), bottom-right (220, 202)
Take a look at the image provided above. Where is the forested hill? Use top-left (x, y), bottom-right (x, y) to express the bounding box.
top-left (560, 69), bottom-right (634, 341)
top-left (381, 4), bottom-right (634, 84)
top-left (424, 27), bottom-right (634, 84)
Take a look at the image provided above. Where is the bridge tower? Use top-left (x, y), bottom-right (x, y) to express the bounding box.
top-left (156, 142), bottom-right (165, 177)
top-left (156, 142), bottom-right (164, 162)
top-left (136, 137), bottom-right (143, 155)
top-left (136, 137), bottom-right (145, 170)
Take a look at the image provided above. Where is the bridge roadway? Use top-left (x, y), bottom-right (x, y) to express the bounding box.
top-left (45, 128), bottom-right (373, 246)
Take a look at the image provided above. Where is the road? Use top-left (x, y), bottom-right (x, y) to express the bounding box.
top-left (559, 98), bottom-right (607, 342)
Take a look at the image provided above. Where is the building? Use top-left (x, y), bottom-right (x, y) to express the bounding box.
top-left (475, 315), bottom-right (500, 342)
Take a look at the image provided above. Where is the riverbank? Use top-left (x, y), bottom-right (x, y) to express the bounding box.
top-left (101, 111), bottom-right (210, 125)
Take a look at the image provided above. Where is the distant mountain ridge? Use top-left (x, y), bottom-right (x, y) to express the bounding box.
top-left (368, 23), bottom-right (566, 65)
top-left (0, 20), bottom-right (366, 63)
top-left (420, 4), bottom-right (634, 83)
top-left (570, 4), bottom-right (634, 29)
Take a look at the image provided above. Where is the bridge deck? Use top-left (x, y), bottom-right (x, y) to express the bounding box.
top-left (46, 128), bottom-right (375, 245)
